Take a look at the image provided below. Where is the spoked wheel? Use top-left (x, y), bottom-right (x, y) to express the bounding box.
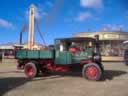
top-left (82, 63), bottom-right (102, 81)
top-left (24, 62), bottom-right (39, 78)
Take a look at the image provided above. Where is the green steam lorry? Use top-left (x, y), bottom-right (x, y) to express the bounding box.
top-left (15, 36), bottom-right (104, 81)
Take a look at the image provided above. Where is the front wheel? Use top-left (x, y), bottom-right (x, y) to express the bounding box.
top-left (82, 63), bottom-right (103, 81)
top-left (24, 62), bottom-right (39, 78)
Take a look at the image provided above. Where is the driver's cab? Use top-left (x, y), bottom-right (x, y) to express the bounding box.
top-left (54, 37), bottom-right (99, 64)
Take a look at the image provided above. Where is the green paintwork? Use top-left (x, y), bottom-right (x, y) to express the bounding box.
top-left (55, 51), bottom-right (72, 64)
top-left (16, 50), bottom-right (54, 59)
top-left (16, 36), bottom-right (96, 64)
top-left (39, 50), bottom-right (54, 59)
top-left (16, 50), bottom-right (27, 59)
top-left (72, 48), bottom-right (92, 63)
top-left (55, 48), bottom-right (92, 64)
top-left (16, 48), bottom-right (92, 64)
top-left (27, 50), bottom-right (39, 59)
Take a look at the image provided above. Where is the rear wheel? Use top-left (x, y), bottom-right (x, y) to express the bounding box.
top-left (24, 62), bottom-right (39, 78)
top-left (82, 63), bottom-right (102, 81)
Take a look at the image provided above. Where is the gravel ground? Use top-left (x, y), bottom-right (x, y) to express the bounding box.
top-left (0, 59), bottom-right (128, 96)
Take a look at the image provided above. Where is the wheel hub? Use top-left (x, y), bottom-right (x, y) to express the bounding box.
top-left (26, 66), bottom-right (34, 76)
top-left (85, 66), bottom-right (98, 79)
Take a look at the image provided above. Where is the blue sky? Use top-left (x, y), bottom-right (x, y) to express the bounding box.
top-left (0, 0), bottom-right (128, 45)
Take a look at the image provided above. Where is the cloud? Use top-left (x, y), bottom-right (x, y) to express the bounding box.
top-left (111, 25), bottom-right (124, 31)
top-left (26, 4), bottom-right (47, 20)
top-left (76, 12), bottom-right (92, 22)
top-left (0, 18), bottom-right (14, 29)
top-left (33, 5), bottom-right (47, 19)
top-left (80, 0), bottom-right (103, 9)
top-left (102, 24), bottom-right (124, 31)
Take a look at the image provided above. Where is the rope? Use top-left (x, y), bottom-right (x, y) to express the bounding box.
top-left (35, 19), bottom-right (46, 46)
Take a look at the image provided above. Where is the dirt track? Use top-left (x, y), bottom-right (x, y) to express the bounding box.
top-left (0, 60), bottom-right (128, 96)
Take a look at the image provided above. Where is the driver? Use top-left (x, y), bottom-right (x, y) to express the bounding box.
top-left (69, 42), bottom-right (78, 53)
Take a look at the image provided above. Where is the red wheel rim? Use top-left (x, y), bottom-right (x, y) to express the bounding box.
top-left (85, 66), bottom-right (98, 79)
top-left (25, 65), bottom-right (34, 76)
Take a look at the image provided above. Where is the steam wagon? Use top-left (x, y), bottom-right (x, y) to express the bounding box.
top-left (15, 36), bottom-right (104, 81)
